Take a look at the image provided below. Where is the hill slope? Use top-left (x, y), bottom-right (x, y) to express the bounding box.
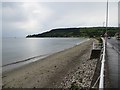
top-left (26, 27), bottom-right (119, 38)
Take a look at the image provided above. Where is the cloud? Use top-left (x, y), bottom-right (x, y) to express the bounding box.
top-left (1, 0), bottom-right (120, 2)
top-left (2, 2), bottom-right (53, 37)
top-left (108, 2), bottom-right (118, 26)
top-left (2, 2), bottom-right (118, 37)
top-left (2, 3), bottom-right (27, 22)
top-left (46, 2), bottom-right (118, 28)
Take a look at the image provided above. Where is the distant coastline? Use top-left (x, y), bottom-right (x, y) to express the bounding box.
top-left (26, 27), bottom-right (119, 38)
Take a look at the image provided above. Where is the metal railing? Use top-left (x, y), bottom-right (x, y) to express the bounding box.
top-left (99, 37), bottom-right (106, 89)
top-left (93, 42), bottom-right (102, 50)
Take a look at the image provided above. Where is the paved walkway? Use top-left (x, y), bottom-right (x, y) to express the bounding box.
top-left (106, 42), bottom-right (119, 88)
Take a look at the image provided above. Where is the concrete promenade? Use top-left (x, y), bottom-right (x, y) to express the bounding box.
top-left (106, 38), bottom-right (120, 88)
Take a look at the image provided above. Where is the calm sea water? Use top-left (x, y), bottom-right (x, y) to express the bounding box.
top-left (2, 38), bottom-right (87, 72)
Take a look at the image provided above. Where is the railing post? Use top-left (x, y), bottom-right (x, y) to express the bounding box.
top-left (93, 42), bottom-right (95, 49)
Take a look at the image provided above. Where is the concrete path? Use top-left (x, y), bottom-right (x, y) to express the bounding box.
top-left (106, 38), bottom-right (120, 88)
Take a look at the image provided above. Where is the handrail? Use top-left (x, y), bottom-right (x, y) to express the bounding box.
top-left (99, 37), bottom-right (106, 89)
top-left (92, 42), bottom-right (102, 50)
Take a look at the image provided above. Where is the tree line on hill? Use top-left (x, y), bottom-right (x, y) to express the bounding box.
top-left (26, 27), bottom-right (120, 38)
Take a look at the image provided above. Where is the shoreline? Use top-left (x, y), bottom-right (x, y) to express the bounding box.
top-left (3, 38), bottom-right (89, 73)
top-left (2, 54), bottom-right (48, 67)
top-left (3, 39), bottom-right (98, 88)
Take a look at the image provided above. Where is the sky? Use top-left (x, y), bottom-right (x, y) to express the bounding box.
top-left (118, 1), bottom-right (120, 27)
top-left (1, 1), bottom-right (119, 37)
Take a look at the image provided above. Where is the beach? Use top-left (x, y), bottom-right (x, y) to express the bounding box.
top-left (2, 39), bottom-right (98, 88)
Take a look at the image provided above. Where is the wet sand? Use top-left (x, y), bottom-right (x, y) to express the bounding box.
top-left (2, 39), bottom-right (98, 88)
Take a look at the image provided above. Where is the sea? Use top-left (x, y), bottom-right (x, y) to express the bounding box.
top-left (2, 37), bottom-right (88, 72)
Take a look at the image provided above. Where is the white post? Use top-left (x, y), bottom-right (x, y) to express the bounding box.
top-left (93, 42), bottom-right (95, 49)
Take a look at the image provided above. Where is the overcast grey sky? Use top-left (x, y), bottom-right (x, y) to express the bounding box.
top-left (2, 2), bottom-right (118, 37)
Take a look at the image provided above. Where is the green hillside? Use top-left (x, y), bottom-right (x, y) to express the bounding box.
top-left (26, 27), bottom-right (119, 38)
